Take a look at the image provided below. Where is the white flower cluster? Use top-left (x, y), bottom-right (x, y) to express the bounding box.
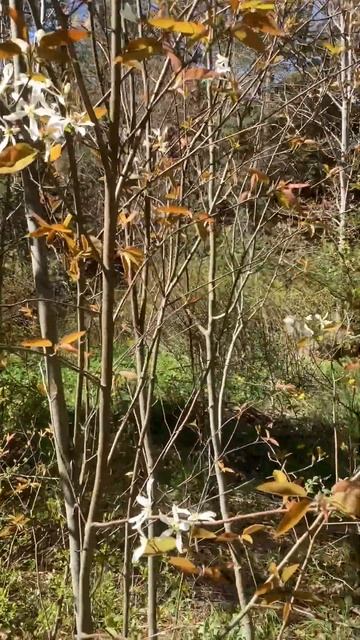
top-left (129, 479), bottom-right (216, 562)
top-left (0, 61), bottom-right (95, 155)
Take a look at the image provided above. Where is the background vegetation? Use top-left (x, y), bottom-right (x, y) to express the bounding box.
top-left (0, 0), bottom-right (359, 638)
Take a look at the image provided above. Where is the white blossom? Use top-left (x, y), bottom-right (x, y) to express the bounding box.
top-left (186, 510), bottom-right (217, 523)
top-left (215, 54), bottom-right (231, 75)
top-left (128, 478), bottom-right (154, 532)
top-left (0, 124), bottom-right (19, 151)
top-left (0, 63), bottom-right (14, 95)
top-left (159, 505), bottom-right (191, 553)
top-left (132, 532), bottom-right (148, 562)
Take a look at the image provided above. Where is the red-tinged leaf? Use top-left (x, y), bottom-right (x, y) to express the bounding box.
top-left (286, 182), bottom-right (310, 189)
top-left (169, 557), bottom-right (199, 575)
top-left (275, 499), bottom-right (312, 536)
top-left (56, 343), bottom-right (78, 354)
top-left (7, 7), bottom-right (28, 40)
top-left (0, 143), bottom-right (38, 174)
top-left (173, 67), bottom-right (219, 92)
top-left (162, 41), bottom-right (182, 72)
top-left (38, 29), bottom-right (89, 48)
top-left (215, 531), bottom-right (239, 542)
top-left (242, 11), bottom-right (284, 36)
top-left (249, 167), bottom-right (270, 185)
top-left (21, 338), bottom-right (53, 348)
top-left (232, 24), bottom-right (265, 52)
top-left (343, 360), bottom-right (360, 371)
top-left (201, 566), bottom-right (230, 584)
top-left (330, 479), bottom-right (360, 518)
top-left (239, 191), bottom-right (252, 203)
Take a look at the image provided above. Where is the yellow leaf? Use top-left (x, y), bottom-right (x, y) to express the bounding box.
top-left (169, 557), bottom-right (199, 575)
top-left (38, 29), bottom-right (89, 47)
top-left (127, 37), bottom-right (162, 52)
top-left (93, 106), bottom-right (107, 119)
top-left (120, 246), bottom-right (144, 277)
top-left (242, 524), bottom-right (267, 536)
top-left (165, 186), bottom-right (181, 200)
top-left (191, 527), bottom-right (217, 540)
top-left (144, 536), bottom-right (177, 555)
top-left (0, 40), bottom-right (22, 59)
top-left (322, 322), bottom-right (342, 334)
top-left (58, 330), bottom-right (86, 346)
top-left (256, 480), bottom-right (307, 497)
top-left (9, 513), bottom-right (29, 526)
top-left (217, 459), bottom-right (236, 474)
top-left (272, 470), bottom-right (288, 484)
top-left (147, 18), bottom-right (207, 38)
top-left (115, 37), bottom-right (163, 66)
top-left (275, 499), bottom-right (312, 536)
top-left (282, 601), bottom-right (292, 624)
top-left (48, 143), bottom-right (62, 163)
top-left (296, 337), bottom-right (310, 350)
top-left (240, 1), bottom-right (275, 9)
top-left (240, 533), bottom-right (253, 544)
top-left (0, 143), bottom-right (38, 174)
top-left (281, 564), bottom-right (300, 584)
top-left (232, 24), bottom-right (265, 52)
top-left (156, 205), bottom-right (192, 217)
top-left (21, 338), bottom-right (53, 348)
top-left (323, 42), bottom-right (345, 56)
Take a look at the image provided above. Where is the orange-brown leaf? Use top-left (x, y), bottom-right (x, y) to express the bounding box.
top-left (232, 24), bottom-right (265, 52)
top-left (0, 143), bottom-right (38, 174)
top-left (58, 330), bottom-right (86, 346)
top-left (242, 11), bottom-right (284, 36)
top-left (275, 499), bottom-right (312, 536)
top-left (21, 338), bottom-right (53, 348)
top-left (0, 40), bottom-right (22, 59)
top-left (39, 29), bottom-right (89, 48)
top-left (169, 557), bottom-right (199, 575)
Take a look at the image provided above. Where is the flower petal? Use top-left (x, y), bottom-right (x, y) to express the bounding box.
top-left (132, 536), bottom-right (148, 562)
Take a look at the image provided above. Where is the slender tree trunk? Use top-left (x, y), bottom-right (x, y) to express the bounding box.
top-left (23, 170), bottom-right (82, 632)
top-left (338, 3), bottom-right (351, 253)
top-left (7, 0), bottom-right (82, 631)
